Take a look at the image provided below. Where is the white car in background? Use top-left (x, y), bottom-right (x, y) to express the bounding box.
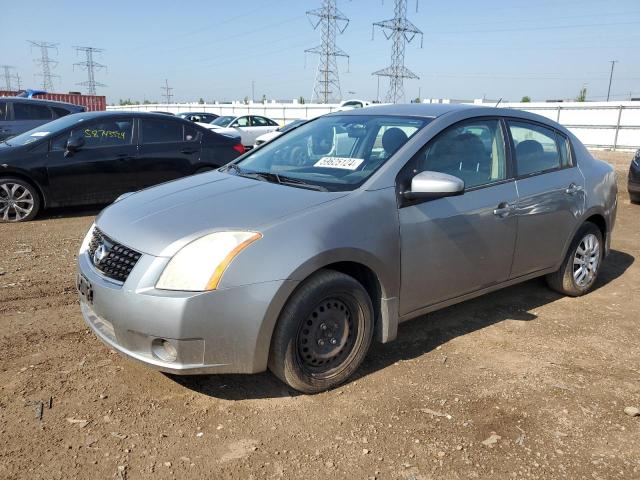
top-left (253, 119), bottom-right (308, 148)
top-left (197, 115), bottom-right (279, 148)
top-left (338, 99), bottom-right (371, 110)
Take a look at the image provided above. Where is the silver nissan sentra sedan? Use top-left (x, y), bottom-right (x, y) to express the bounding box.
top-left (77, 104), bottom-right (617, 393)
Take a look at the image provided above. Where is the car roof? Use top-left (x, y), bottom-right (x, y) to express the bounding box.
top-left (327, 102), bottom-right (566, 131)
top-left (0, 96), bottom-right (84, 109)
top-left (64, 111), bottom-right (190, 120)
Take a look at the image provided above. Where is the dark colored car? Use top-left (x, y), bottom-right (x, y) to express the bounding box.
top-left (0, 97), bottom-right (85, 141)
top-left (0, 111), bottom-right (244, 222)
top-left (629, 149), bottom-right (640, 204)
top-left (177, 112), bottom-right (219, 123)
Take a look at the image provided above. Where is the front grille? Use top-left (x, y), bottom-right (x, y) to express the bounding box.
top-left (87, 228), bottom-right (142, 283)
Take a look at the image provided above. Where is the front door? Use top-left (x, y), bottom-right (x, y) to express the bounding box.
top-left (506, 120), bottom-right (585, 277)
top-left (46, 117), bottom-right (137, 205)
top-left (398, 118), bottom-right (518, 315)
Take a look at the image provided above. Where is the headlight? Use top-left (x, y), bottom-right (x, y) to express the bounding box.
top-left (79, 223), bottom-right (95, 254)
top-left (156, 231), bottom-right (261, 291)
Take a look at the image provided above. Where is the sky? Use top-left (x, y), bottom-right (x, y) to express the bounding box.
top-left (1, 0), bottom-right (639, 104)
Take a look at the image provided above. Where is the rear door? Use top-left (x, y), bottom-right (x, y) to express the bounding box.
top-left (136, 117), bottom-right (202, 188)
top-left (398, 117), bottom-right (518, 314)
top-left (250, 116), bottom-right (278, 144)
top-left (46, 117), bottom-right (137, 205)
top-left (6, 101), bottom-right (54, 139)
top-left (507, 119), bottom-right (585, 277)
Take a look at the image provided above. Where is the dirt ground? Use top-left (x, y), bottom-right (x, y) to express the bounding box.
top-left (1, 151), bottom-right (638, 480)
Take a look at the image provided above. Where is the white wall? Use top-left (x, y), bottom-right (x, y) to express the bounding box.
top-left (107, 100), bottom-right (640, 150)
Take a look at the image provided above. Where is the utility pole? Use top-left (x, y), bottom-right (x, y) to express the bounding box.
top-left (607, 60), bottom-right (618, 102)
top-left (1, 65), bottom-right (15, 90)
top-left (161, 79), bottom-right (173, 104)
top-left (252, 80), bottom-right (255, 103)
top-left (28, 41), bottom-right (60, 91)
top-left (372, 0), bottom-right (423, 104)
top-left (305, 0), bottom-right (350, 104)
top-left (73, 46), bottom-right (106, 95)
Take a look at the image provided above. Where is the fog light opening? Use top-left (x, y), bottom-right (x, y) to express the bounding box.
top-left (151, 338), bottom-right (178, 363)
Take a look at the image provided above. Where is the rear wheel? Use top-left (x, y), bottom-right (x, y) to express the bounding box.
top-left (546, 222), bottom-right (603, 296)
top-left (268, 269), bottom-right (374, 393)
top-left (630, 192), bottom-right (640, 204)
top-left (0, 177), bottom-right (40, 222)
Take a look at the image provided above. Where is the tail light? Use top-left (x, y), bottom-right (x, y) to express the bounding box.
top-left (233, 143), bottom-right (245, 154)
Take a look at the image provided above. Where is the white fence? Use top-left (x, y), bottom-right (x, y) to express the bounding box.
top-left (107, 100), bottom-right (640, 151)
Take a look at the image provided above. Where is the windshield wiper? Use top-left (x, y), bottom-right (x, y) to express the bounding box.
top-left (223, 164), bottom-right (328, 191)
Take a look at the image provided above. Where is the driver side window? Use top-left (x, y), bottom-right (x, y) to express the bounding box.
top-left (231, 116), bottom-right (250, 128)
top-left (411, 118), bottom-right (507, 189)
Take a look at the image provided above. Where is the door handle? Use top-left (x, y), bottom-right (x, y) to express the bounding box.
top-left (493, 202), bottom-right (515, 217)
top-left (565, 183), bottom-right (583, 195)
top-left (181, 149), bottom-right (198, 154)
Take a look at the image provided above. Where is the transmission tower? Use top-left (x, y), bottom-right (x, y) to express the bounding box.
top-left (1, 65), bottom-right (16, 90)
top-left (15, 72), bottom-right (22, 91)
top-left (73, 46), bottom-right (106, 95)
top-left (372, 0), bottom-right (423, 103)
top-left (161, 79), bottom-right (173, 104)
top-left (305, 0), bottom-right (350, 104)
top-left (28, 41), bottom-right (60, 91)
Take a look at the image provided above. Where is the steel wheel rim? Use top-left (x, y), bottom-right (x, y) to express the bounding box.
top-left (0, 182), bottom-right (34, 222)
top-left (573, 233), bottom-right (600, 287)
top-left (296, 295), bottom-right (360, 378)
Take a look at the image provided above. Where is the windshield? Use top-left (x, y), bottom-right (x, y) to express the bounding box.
top-left (278, 119), bottom-right (306, 133)
top-left (233, 114), bottom-right (429, 191)
top-left (210, 116), bottom-right (234, 127)
top-left (4, 113), bottom-right (88, 146)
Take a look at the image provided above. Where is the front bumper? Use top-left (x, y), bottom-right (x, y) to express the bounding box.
top-left (77, 249), bottom-right (298, 374)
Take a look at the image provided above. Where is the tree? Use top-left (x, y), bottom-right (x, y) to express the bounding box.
top-left (261, 94), bottom-right (267, 104)
top-left (298, 96), bottom-right (306, 104)
top-left (198, 97), bottom-right (205, 104)
top-left (576, 85), bottom-right (587, 102)
top-left (243, 96), bottom-right (249, 105)
top-left (521, 96), bottom-right (531, 102)
top-left (413, 97), bottom-right (421, 103)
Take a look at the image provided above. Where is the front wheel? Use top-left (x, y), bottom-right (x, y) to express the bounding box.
top-left (268, 270), bottom-right (374, 394)
top-left (0, 177), bottom-right (41, 222)
top-left (546, 222), bottom-right (603, 296)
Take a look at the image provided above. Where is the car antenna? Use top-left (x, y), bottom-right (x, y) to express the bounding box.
top-left (495, 97), bottom-right (503, 107)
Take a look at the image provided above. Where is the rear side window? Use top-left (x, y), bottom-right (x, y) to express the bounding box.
top-left (141, 119), bottom-right (183, 143)
top-left (251, 116), bottom-right (269, 127)
top-left (13, 102), bottom-right (53, 120)
top-left (51, 106), bottom-right (72, 118)
top-left (508, 121), bottom-right (565, 176)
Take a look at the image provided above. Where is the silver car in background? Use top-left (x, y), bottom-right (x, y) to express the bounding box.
top-left (77, 104), bottom-right (617, 393)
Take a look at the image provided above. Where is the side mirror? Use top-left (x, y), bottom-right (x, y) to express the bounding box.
top-left (64, 135), bottom-right (85, 157)
top-left (403, 171), bottom-right (465, 200)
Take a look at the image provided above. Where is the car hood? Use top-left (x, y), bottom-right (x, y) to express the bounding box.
top-left (95, 171), bottom-right (348, 257)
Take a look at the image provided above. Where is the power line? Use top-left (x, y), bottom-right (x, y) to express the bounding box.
top-left (73, 46), bottom-right (107, 95)
top-left (372, 0), bottom-right (424, 104)
top-left (606, 60), bottom-right (618, 102)
top-left (1, 65), bottom-right (16, 90)
top-left (305, 0), bottom-right (350, 104)
top-left (161, 79), bottom-right (173, 104)
top-left (28, 41), bottom-right (60, 91)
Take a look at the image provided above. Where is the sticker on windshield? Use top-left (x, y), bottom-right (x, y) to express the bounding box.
top-left (30, 132), bottom-right (50, 137)
top-left (314, 157), bottom-right (364, 170)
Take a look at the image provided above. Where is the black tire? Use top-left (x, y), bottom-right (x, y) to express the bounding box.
top-left (268, 269), bottom-right (374, 394)
top-left (630, 192), bottom-right (640, 204)
top-left (546, 222), bottom-right (603, 296)
top-left (0, 176), bottom-right (41, 222)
